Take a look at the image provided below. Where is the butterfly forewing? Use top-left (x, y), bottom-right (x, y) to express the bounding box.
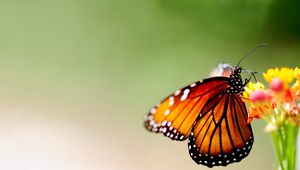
top-left (144, 77), bottom-right (229, 141)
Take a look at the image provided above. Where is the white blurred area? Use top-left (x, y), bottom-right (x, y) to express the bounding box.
top-left (0, 110), bottom-right (109, 170)
top-left (0, 104), bottom-right (154, 170)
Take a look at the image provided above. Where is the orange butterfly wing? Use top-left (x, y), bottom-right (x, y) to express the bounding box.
top-left (188, 93), bottom-right (253, 167)
top-left (144, 77), bottom-right (229, 141)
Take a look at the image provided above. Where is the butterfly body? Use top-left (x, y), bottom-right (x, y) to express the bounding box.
top-left (144, 66), bottom-right (253, 168)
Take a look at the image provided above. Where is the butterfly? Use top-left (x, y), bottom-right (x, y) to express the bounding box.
top-left (144, 63), bottom-right (254, 168)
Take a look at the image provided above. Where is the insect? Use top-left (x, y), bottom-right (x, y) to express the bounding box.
top-left (144, 45), bottom-right (266, 167)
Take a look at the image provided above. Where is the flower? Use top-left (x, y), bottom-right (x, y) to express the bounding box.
top-left (245, 67), bottom-right (299, 125)
top-left (270, 78), bottom-right (284, 92)
top-left (263, 67), bottom-right (294, 85)
top-left (243, 82), bottom-right (270, 122)
top-left (265, 123), bottom-right (278, 132)
top-left (294, 67), bottom-right (300, 80)
top-left (244, 67), bottom-right (300, 170)
top-left (291, 67), bottom-right (300, 99)
top-left (243, 82), bottom-right (265, 99)
top-left (250, 90), bottom-right (267, 102)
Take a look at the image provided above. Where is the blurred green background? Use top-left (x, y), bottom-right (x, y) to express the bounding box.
top-left (0, 0), bottom-right (299, 170)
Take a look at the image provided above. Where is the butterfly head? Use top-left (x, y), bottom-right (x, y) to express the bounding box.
top-left (233, 66), bottom-right (242, 74)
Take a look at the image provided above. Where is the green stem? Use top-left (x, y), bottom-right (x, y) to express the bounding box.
top-left (272, 131), bottom-right (285, 170)
top-left (285, 124), bottom-right (297, 170)
top-left (272, 122), bottom-right (299, 170)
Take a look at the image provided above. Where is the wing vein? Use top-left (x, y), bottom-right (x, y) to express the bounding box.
top-left (233, 96), bottom-right (246, 143)
top-left (231, 96), bottom-right (245, 143)
top-left (198, 115), bottom-right (213, 150)
top-left (177, 96), bottom-right (203, 131)
top-left (190, 83), bottom-right (226, 99)
top-left (208, 94), bottom-right (227, 154)
top-left (165, 99), bottom-right (192, 121)
top-left (224, 96), bottom-right (235, 149)
top-left (234, 96), bottom-right (247, 121)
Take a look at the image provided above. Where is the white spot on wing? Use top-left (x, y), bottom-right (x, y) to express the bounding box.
top-left (150, 120), bottom-right (155, 125)
top-left (174, 90), bottom-right (181, 96)
top-left (180, 89), bottom-right (190, 101)
top-left (167, 121), bottom-right (171, 127)
top-left (150, 108), bottom-right (156, 114)
top-left (164, 109), bottom-right (170, 116)
top-left (190, 83), bottom-right (196, 87)
top-left (162, 127), bottom-right (167, 133)
top-left (169, 96), bottom-right (174, 106)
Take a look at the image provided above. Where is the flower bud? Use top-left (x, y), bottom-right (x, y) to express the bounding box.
top-left (250, 90), bottom-right (266, 102)
top-left (270, 78), bottom-right (284, 92)
top-left (265, 123), bottom-right (278, 132)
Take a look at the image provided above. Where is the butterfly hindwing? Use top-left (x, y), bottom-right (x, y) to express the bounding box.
top-left (188, 94), bottom-right (254, 167)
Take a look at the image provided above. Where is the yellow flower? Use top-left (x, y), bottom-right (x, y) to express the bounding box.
top-left (294, 67), bottom-right (300, 81)
top-left (243, 82), bottom-right (269, 123)
top-left (243, 82), bottom-right (265, 99)
top-left (291, 82), bottom-right (299, 97)
top-left (291, 67), bottom-right (300, 99)
top-left (263, 67), bottom-right (294, 85)
top-left (263, 68), bottom-right (278, 82)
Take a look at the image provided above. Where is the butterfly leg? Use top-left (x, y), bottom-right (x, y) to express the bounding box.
top-left (243, 78), bottom-right (250, 87)
top-left (242, 69), bottom-right (258, 86)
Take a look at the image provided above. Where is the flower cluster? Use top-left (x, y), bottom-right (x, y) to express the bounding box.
top-left (243, 67), bottom-right (300, 131)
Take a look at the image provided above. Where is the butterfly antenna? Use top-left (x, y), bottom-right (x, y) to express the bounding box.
top-left (237, 44), bottom-right (268, 66)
